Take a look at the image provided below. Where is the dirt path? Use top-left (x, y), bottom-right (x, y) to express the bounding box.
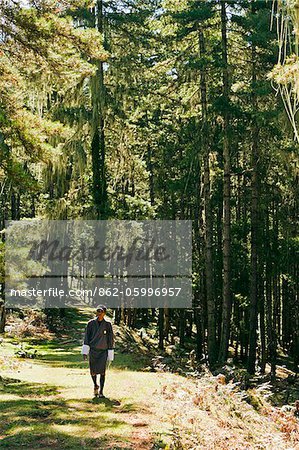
top-left (0, 356), bottom-right (177, 449)
top-left (1, 340), bottom-right (298, 449)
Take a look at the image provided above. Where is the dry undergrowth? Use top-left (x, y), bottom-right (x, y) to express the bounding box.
top-left (155, 370), bottom-right (299, 450)
top-left (6, 310), bottom-right (52, 339)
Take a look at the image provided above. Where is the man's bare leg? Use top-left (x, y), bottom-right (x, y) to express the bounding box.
top-left (91, 373), bottom-right (99, 396)
top-left (99, 372), bottom-right (105, 397)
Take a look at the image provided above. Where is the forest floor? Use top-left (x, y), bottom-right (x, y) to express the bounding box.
top-left (0, 309), bottom-right (299, 450)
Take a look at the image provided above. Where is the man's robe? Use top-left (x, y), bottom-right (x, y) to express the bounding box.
top-left (82, 318), bottom-right (114, 375)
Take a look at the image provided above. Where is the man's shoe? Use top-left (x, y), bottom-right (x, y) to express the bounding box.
top-left (98, 392), bottom-right (105, 398)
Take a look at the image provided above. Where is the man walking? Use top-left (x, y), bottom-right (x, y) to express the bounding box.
top-left (82, 305), bottom-right (115, 397)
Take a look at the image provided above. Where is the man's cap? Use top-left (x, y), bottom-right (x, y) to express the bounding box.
top-left (96, 304), bottom-right (107, 312)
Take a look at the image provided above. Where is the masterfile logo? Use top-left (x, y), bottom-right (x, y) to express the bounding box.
top-left (5, 220), bottom-right (192, 309)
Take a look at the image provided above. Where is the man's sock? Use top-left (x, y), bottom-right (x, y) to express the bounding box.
top-left (100, 374), bottom-right (105, 394)
top-left (91, 374), bottom-right (97, 387)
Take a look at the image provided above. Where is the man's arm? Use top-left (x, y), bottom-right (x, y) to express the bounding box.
top-left (107, 322), bottom-right (115, 350)
top-left (82, 322), bottom-right (91, 359)
top-left (107, 322), bottom-right (115, 361)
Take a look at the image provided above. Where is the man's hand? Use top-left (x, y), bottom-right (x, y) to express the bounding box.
top-left (83, 354), bottom-right (88, 361)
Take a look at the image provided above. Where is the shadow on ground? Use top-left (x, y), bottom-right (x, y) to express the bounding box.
top-left (0, 376), bottom-right (138, 450)
top-left (0, 377), bottom-right (58, 397)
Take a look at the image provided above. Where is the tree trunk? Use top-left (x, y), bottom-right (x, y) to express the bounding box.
top-left (179, 310), bottom-right (186, 347)
top-left (265, 206), bottom-right (276, 379)
top-left (164, 308), bottom-right (170, 341)
top-left (219, 0), bottom-right (232, 364)
top-left (194, 304), bottom-right (203, 360)
top-left (147, 143), bottom-right (155, 207)
top-left (91, 0), bottom-right (108, 219)
top-left (199, 27), bottom-right (217, 368)
top-left (248, 23), bottom-right (259, 374)
top-left (194, 156), bottom-right (204, 359)
top-left (0, 302), bottom-right (5, 333)
top-left (158, 308), bottom-right (164, 350)
top-left (259, 273), bottom-right (266, 374)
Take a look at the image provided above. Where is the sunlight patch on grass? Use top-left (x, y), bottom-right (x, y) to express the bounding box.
top-left (7, 426), bottom-right (33, 436)
top-left (51, 423), bottom-right (88, 435)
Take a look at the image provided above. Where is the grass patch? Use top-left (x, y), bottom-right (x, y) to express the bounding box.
top-left (0, 382), bottom-right (135, 449)
top-left (0, 377), bottom-right (58, 397)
